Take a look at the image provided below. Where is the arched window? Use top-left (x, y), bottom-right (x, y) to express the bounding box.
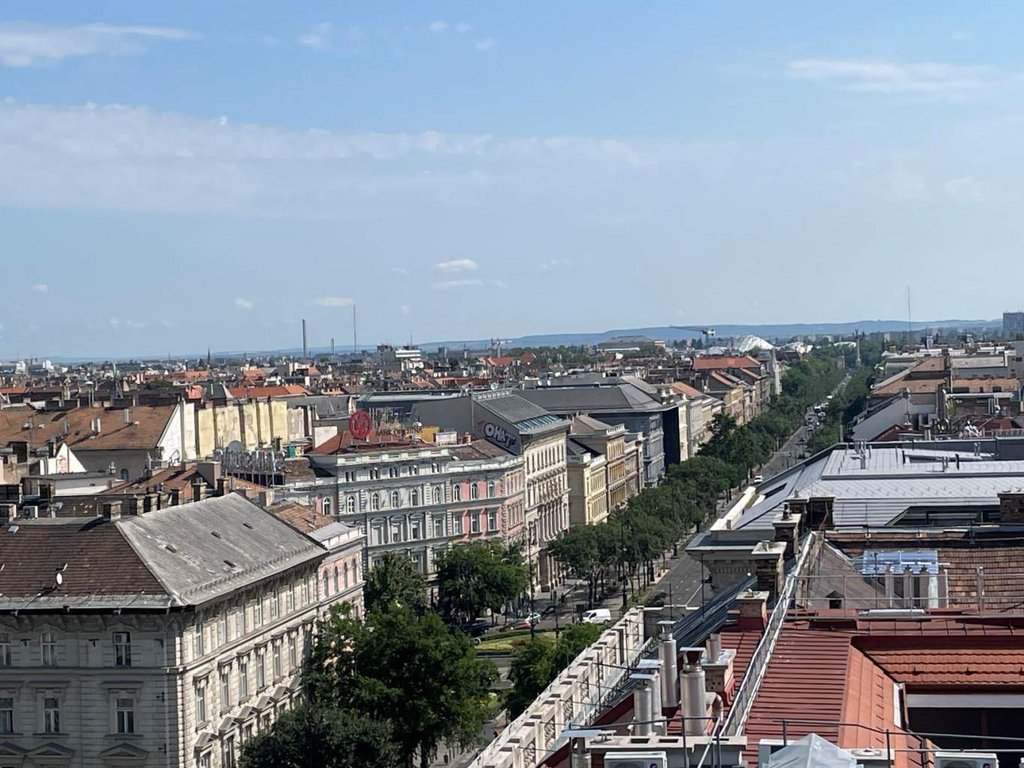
top-left (333, 566), bottom-right (339, 593)
top-left (346, 496), bottom-right (356, 514)
top-left (453, 485), bottom-right (462, 502)
top-left (343, 562), bottom-right (349, 589)
top-left (322, 497), bottom-right (332, 516)
top-left (411, 489), bottom-right (420, 506)
top-left (433, 487), bottom-right (442, 504)
top-left (390, 490), bottom-right (400, 508)
top-left (470, 483), bottom-right (479, 500)
top-left (487, 481), bottom-right (496, 497)
top-left (322, 572), bottom-right (330, 596)
top-left (119, 468), bottom-right (129, 481)
top-left (371, 493), bottom-right (380, 511)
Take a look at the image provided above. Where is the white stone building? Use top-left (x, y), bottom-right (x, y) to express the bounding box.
top-left (0, 494), bottom-right (337, 768)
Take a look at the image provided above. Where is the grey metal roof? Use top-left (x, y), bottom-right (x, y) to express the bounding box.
top-left (519, 383), bottom-right (670, 414)
top-left (117, 494), bottom-right (324, 607)
top-left (475, 393), bottom-right (565, 433)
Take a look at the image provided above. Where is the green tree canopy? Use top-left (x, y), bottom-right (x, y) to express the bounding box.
top-left (436, 541), bottom-right (529, 621)
top-left (364, 552), bottom-right (427, 615)
top-left (305, 605), bottom-right (497, 768)
top-left (240, 706), bottom-right (399, 768)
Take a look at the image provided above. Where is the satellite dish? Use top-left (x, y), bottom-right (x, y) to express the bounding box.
top-left (350, 410), bottom-right (372, 440)
top-left (226, 440), bottom-right (243, 453)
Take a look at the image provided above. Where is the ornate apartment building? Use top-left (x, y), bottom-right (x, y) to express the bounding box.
top-left (0, 493), bottom-right (357, 768)
top-left (274, 432), bottom-right (526, 590)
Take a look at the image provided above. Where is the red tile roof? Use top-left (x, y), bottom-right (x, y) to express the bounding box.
top-left (309, 429), bottom-right (421, 455)
top-left (0, 405), bottom-right (175, 452)
top-left (860, 639), bottom-right (1024, 689)
top-left (227, 384), bottom-right (309, 399)
top-left (691, 356), bottom-right (761, 371)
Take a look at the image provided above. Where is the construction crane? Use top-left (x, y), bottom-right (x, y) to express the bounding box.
top-left (671, 326), bottom-right (716, 338)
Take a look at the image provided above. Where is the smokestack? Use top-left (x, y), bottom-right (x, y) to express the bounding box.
top-left (302, 319), bottom-right (308, 359)
top-left (707, 633), bottom-right (722, 663)
top-left (331, 337), bottom-right (335, 356)
top-left (658, 622), bottom-right (679, 710)
top-left (680, 649), bottom-right (707, 736)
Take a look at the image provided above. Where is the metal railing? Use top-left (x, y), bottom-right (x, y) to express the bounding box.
top-left (723, 531), bottom-right (817, 737)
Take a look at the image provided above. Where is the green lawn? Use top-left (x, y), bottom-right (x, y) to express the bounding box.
top-left (476, 630), bottom-right (555, 654)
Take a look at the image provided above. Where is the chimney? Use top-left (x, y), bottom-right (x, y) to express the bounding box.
top-left (772, 507), bottom-right (802, 560)
top-left (736, 590), bottom-right (769, 630)
top-left (95, 417), bottom-right (102, 435)
top-left (169, 488), bottom-right (181, 507)
top-left (0, 503), bottom-right (14, 522)
top-left (658, 621), bottom-right (679, 711)
top-left (123, 408), bottom-right (132, 424)
top-left (751, 540), bottom-right (787, 599)
top-left (998, 491), bottom-right (1024, 525)
top-left (197, 461), bottom-right (221, 487)
top-left (631, 675), bottom-right (655, 736)
top-left (701, 633), bottom-right (737, 705)
top-left (102, 500), bottom-right (122, 521)
top-left (190, 475), bottom-right (206, 503)
top-left (679, 648), bottom-right (708, 737)
top-left (635, 660), bottom-right (664, 734)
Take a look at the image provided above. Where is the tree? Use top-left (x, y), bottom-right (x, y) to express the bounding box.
top-left (240, 706), bottom-right (399, 768)
top-left (305, 605), bottom-right (497, 768)
top-left (546, 525), bottom-right (603, 606)
top-left (505, 636), bottom-right (554, 718)
top-left (549, 623), bottom-right (602, 671)
top-left (436, 541), bottom-right (529, 621)
top-left (364, 552), bottom-right (426, 614)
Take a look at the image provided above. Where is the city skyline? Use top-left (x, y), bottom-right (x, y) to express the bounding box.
top-left (6, 1), bottom-right (1024, 357)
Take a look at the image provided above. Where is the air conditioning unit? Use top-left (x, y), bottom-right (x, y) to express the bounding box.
top-left (758, 739), bottom-right (787, 767)
top-left (934, 752), bottom-right (998, 768)
top-left (603, 751), bottom-right (668, 768)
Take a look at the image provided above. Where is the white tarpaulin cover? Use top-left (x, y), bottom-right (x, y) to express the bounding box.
top-left (767, 733), bottom-right (858, 768)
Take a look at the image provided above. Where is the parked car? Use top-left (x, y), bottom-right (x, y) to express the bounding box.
top-left (581, 608), bottom-right (612, 624)
top-left (458, 619), bottom-right (490, 638)
top-left (753, 474), bottom-right (764, 484)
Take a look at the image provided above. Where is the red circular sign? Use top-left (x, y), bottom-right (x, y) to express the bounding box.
top-left (349, 410), bottom-right (372, 440)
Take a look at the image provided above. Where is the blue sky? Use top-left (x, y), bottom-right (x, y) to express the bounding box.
top-left (3, 2), bottom-right (1024, 358)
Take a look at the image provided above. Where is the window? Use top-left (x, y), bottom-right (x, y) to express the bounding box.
top-left (343, 562), bottom-right (349, 588)
top-left (256, 650), bottom-right (266, 690)
top-left (114, 632), bottom-right (132, 667)
top-left (411, 488), bottom-right (420, 506)
top-left (346, 495), bottom-right (356, 514)
top-left (303, 576), bottom-right (311, 605)
top-left (390, 490), bottom-right (400, 508)
top-left (371, 524), bottom-right (383, 546)
top-left (452, 516), bottom-right (463, 535)
top-left (194, 621), bottom-right (205, 657)
top-left (0, 697), bottom-right (12, 734)
top-left (43, 695), bottom-right (60, 733)
top-left (285, 585), bottom-right (293, 614)
top-left (333, 566), bottom-right (340, 593)
top-left (218, 615), bottom-right (227, 646)
top-left (391, 521), bottom-right (402, 543)
top-left (488, 510), bottom-right (498, 531)
top-left (388, 466), bottom-right (398, 478)
top-left (433, 516), bottom-right (444, 538)
top-left (453, 485), bottom-right (462, 502)
top-left (40, 631), bottom-right (56, 667)
top-left (0, 633), bottom-right (11, 667)
top-left (323, 497), bottom-right (332, 516)
top-left (488, 481), bottom-right (496, 497)
top-left (218, 667), bottom-right (231, 710)
top-left (410, 464), bottom-right (419, 476)
top-left (288, 634), bottom-right (297, 668)
top-left (471, 513), bottom-right (481, 534)
top-left (195, 679), bottom-right (207, 723)
top-left (236, 603), bottom-right (248, 637)
top-left (270, 590), bottom-right (279, 620)
top-left (115, 696), bottom-right (135, 734)
top-left (371, 493), bottom-right (380, 511)
top-left (272, 642), bottom-right (282, 679)
top-left (199, 753), bottom-right (212, 768)
top-left (322, 572), bottom-right (330, 596)
top-left (343, 470), bottom-right (355, 483)
top-left (433, 486), bottom-right (442, 504)
top-left (222, 735), bottom-right (236, 768)
top-left (239, 658), bottom-right (249, 699)
top-left (471, 483), bottom-right (479, 500)
top-left (370, 467), bottom-right (380, 480)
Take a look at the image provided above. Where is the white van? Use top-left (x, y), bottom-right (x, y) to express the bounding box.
top-left (581, 608), bottom-right (612, 624)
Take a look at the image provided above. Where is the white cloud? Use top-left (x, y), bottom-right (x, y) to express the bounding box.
top-left (944, 176), bottom-right (987, 202)
top-left (234, 297), bottom-right (254, 310)
top-left (0, 21), bottom-right (197, 68)
top-left (432, 278), bottom-right (483, 290)
top-left (31, 283), bottom-right (48, 292)
top-left (313, 296), bottom-right (355, 307)
top-left (435, 258), bottom-right (478, 273)
top-left (429, 20), bottom-right (449, 33)
top-left (538, 258), bottom-right (572, 272)
top-left (400, 304), bottom-right (411, 315)
top-left (786, 58), bottom-right (1011, 100)
top-left (390, 266), bottom-right (409, 276)
top-left (475, 37), bottom-right (495, 52)
top-left (298, 23), bottom-right (366, 53)
top-left (491, 279), bottom-right (507, 289)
